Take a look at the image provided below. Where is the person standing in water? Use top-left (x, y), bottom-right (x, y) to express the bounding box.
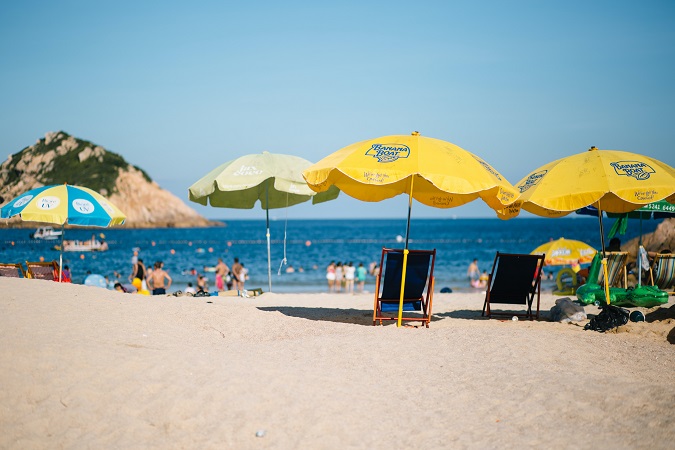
top-left (467, 258), bottom-right (480, 286)
top-left (215, 258), bottom-right (230, 292)
top-left (356, 262), bottom-right (367, 293)
top-left (147, 261), bottom-right (172, 295)
top-left (326, 261), bottom-right (336, 292)
top-left (232, 257), bottom-right (244, 290)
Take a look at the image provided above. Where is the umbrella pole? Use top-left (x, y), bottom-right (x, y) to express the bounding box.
top-left (598, 205), bottom-right (606, 257)
top-left (266, 185), bottom-right (272, 293)
top-left (59, 224), bottom-right (64, 282)
top-left (638, 216), bottom-right (643, 285)
top-left (597, 203), bottom-right (611, 305)
top-left (397, 177), bottom-right (414, 327)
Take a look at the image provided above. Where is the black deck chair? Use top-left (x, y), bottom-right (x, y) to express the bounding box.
top-left (482, 252), bottom-right (545, 320)
top-left (373, 248), bottom-right (436, 327)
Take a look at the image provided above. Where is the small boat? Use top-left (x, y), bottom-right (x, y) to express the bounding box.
top-left (30, 226), bottom-right (63, 240)
top-left (55, 239), bottom-right (109, 252)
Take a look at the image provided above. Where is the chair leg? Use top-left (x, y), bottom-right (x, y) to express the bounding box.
top-left (482, 299), bottom-right (491, 318)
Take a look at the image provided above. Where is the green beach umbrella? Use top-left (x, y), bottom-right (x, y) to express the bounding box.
top-left (188, 151), bottom-right (339, 292)
top-left (606, 199), bottom-right (675, 237)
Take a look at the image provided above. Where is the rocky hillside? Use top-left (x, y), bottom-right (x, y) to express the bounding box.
top-left (623, 218), bottom-right (675, 259)
top-left (0, 131), bottom-right (220, 228)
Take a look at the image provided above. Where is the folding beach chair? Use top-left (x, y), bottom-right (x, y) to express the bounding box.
top-left (649, 253), bottom-right (675, 294)
top-left (373, 248), bottom-right (436, 327)
top-left (597, 251), bottom-right (628, 288)
top-left (0, 263), bottom-right (27, 278)
top-left (25, 261), bottom-right (59, 281)
top-left (482, 252), bottom-right (545, 320)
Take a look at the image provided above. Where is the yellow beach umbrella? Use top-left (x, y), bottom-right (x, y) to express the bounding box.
top-left (500, 147), bottom-right (675, 219)
top-left (531, 238), bottom-right (597, 266)
top-left (501, 147), bottom-right (675, 303)
top-left (304, 132), bottom-right (519, 326)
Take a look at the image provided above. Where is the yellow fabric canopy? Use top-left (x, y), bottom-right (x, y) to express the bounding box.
top-left (531, 238), bottom-right (597, 266)
top-left (500, 147), bottom-right (675, 219)
top-left (303, 132), bottom-right (518, 212)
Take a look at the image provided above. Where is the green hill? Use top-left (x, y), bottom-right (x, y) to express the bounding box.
top-left (2, 131), bottom-right (151, 198)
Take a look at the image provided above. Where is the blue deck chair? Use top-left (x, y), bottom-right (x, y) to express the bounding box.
top-left (0, 263), bottom-right (27, 278)
top-left (482, 252), bottom-right (545, 320)
top-left (373, 248), bottom-right (436, 327)
top-left (650, 253), bottom-right (675, 294)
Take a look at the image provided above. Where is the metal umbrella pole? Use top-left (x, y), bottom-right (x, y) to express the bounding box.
top-left (265, 183), bottom-right (272, 292)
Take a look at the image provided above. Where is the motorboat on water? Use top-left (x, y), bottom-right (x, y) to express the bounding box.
top-left (30, 226), bottom-right (63, 240)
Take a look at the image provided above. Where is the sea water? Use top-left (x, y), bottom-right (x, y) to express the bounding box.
top-left (0, 218), bottom-right (659, 294)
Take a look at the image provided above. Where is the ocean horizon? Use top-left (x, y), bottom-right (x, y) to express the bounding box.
top-left (0, 217), bottom-right (660, 294)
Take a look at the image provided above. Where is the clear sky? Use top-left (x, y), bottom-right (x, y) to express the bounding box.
top-left (1, 0), bottom-right (674, 220)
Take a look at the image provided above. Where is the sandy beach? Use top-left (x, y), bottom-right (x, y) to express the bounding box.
top-left (0, 278), bottom-right (673, 449)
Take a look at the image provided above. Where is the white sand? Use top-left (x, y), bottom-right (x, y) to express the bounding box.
top-left (0, 278), bottom-right (673, 449)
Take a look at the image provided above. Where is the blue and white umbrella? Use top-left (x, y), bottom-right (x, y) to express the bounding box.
top-left (1, 184), bottom-right (126, 280)
top-left (1, 184), bottom-right (126, 227)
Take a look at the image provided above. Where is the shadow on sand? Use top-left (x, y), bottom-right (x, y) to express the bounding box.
top-left (258, 306), bottom-right (453, 327)
top-left (645, 304), bottom-right (675, 344)
top-left (433, 309), bottom-right (553, 322)
top-left (257, 306), bottom-right (375, 326)
top-left (258, 306), bottom-right (544, 325)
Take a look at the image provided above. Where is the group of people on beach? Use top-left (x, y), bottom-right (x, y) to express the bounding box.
top-left (325, 261), bottom-right (373, 293)
top-left (184, 257), bottom-right (249, 295)
top-left (212, 257), bottom-right (247, 292)
top-left (117, 255), bottom-right (173, 295)
top-left (114, 253), bottom-right (248, 296)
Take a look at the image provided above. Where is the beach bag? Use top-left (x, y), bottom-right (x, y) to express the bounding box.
top-left (584, 305), bottom-right (629, 332)
top-left (550, 297), bottom-right (587, 322)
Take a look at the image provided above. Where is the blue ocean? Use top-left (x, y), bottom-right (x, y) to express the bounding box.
top-left (0, 218), bottom-right (659, 293)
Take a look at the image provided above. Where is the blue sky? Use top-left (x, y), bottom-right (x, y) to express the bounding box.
top-left (1, 0), bottom-right (674, 220)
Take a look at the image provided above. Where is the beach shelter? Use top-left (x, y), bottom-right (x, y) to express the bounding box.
top-left (531, 237), bottom-right (597, 266)
top-left (188, 151), bottom-right (339, 292)
top-left (0, 184), bottom-right (126, 281)
top-left (303, 131), bottom-right (519, 326)
top-left (499, 146), bottom-right (675, 303)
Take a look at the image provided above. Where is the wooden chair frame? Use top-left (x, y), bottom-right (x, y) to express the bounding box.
top-left (649, 253), bottom-right (675, 294)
